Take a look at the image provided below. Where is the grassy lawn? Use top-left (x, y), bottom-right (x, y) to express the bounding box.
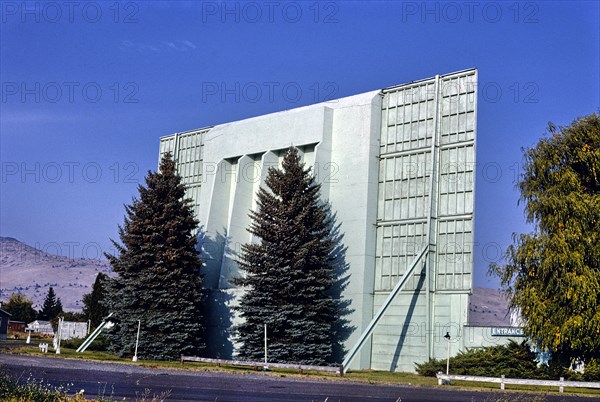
top-left (4, 344), bottom-right (600, 398)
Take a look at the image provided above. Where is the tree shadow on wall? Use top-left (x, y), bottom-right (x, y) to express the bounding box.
top-left (197, 229), bottom-right (235, 359)
top-left (326, 210), bottom-right (355, 365)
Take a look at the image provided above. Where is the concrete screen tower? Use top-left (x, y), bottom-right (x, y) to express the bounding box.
top-left (159, 69), bottom-right (478, 372)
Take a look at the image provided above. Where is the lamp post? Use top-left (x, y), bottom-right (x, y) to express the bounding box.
top-left (132, 320), bottom-right (141, 362)
top-left (444, 331), bottom-right (451, 375)
top-left (56, 317), bottom-right (63, 354)
top-left (263, 324), bottom-right (268, 370)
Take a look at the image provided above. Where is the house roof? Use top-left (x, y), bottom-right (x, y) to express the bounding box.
top-left (28, 320), bottom-right (51, 325)
top-left (0, 309), bottom-right (12, 316)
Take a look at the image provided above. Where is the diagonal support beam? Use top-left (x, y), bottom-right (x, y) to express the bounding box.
top-left (76, 313), bottom-right (113, 353)
top-left (341, 245), bottom-right (428, 373)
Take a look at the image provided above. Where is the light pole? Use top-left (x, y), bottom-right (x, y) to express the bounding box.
top-left (56, 317), bottom-right (63, 354)
top-left (263, 324), bottom-right (268, 370)
top-left (132, 320), bottom-right (141, 362)
top-left (444, 331), bottom-right (451, 375)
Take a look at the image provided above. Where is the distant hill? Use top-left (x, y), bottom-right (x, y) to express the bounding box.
top-left (469, 287), bottom-right (512, 326)
top-left (0, 237), bottom-right (113, 312)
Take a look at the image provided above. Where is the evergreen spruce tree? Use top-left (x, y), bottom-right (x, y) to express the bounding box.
top-left (234, 147), bottom-right (344, 365)
top-left (104, 153), bottom-right (204, 360)
top-left (82, 272), bottom-right (109, 328)
top-left (38, 287), bottom-right (63, 320)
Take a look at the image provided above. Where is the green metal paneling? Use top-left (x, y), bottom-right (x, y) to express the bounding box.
top-left (372, 69), bottom-right (477, 371)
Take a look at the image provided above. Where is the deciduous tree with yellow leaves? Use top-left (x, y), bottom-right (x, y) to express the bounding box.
top-left (490, 113), bottom-right (600, 365)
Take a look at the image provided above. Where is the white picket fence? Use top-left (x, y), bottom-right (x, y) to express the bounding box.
top-left (436, 372), bottom-right (600, 393)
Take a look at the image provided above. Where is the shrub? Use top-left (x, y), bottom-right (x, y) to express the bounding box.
top-left (417, 341), bottom-right (539, 378)
top-left (583, 359), bottom-right (600, 381)
top-left (416, 340), bottom-right (600, 381)
top-left (59, 335), bottom-right (110, 352)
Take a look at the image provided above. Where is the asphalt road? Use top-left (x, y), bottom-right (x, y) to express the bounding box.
top-left (0, 354), bottom-right (596, 402)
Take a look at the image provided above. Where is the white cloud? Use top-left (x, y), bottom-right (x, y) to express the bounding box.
top-left (120, 40), bottom-right (197, 53)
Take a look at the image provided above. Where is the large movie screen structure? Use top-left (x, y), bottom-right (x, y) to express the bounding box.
top-left (159, 69), bottom-right (477, 372)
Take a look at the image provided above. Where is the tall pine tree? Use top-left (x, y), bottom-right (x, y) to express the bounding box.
top-left (105, 153), bottom-right (204, 360)
top-left (234, 147), bottom-right (345, 365)
top-left (38, 287), bottom-right (63, 321)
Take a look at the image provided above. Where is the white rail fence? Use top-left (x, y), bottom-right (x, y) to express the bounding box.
top-left (436, 373), bottom-right (600, 393)
top-left (180, 355), bottom-right (343, 375)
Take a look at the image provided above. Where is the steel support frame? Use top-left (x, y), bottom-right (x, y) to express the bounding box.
top-left (341, 245), bottom-right (428, 373)
top-left (342, 75), bottom-right (443, 373)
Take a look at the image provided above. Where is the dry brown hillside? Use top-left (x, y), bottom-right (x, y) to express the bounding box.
top-left (469, 287), bottom-right (511, 326)
top-left (0, 237), bottom-right (113, 312)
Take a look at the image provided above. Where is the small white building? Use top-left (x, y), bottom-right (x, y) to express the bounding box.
top-left (27, 320), bottom-right (54, 335)
top-left (58, 321), bottom-right (88, 340)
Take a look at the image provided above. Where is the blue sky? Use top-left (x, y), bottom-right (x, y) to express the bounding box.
top-left (1, 1), bottom-right (598, 287)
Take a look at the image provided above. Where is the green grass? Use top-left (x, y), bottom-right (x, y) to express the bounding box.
top-left (5, 345), bottom-right (600, 398)
top-left (8, 346), bottom-right (125, 362)
top-left (344, 369), bottom-right (437, 386)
